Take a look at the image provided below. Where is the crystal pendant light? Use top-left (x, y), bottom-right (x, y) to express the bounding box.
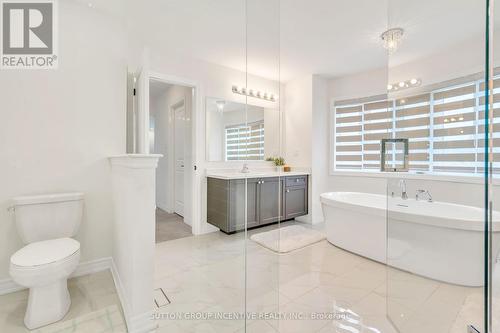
top-left (381, 28), bottom-right (404, 54)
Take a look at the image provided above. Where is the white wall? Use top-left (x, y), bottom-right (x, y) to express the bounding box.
top-left (283, 74), bottom-right (328, 224)
top-left (264, 108), bottom-right (281, 158)
top-left (284, 75), bottom-right (313, 167)
top-left (311, 76), bottom-right (329, 223)
top-left (0, 2), bottom-right (127, 280)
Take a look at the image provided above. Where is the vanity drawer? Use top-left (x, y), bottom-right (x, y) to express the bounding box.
top-left (285, 175), bottom-right (307, 187)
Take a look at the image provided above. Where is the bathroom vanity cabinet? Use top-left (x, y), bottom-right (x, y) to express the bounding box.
top-left (207, 175), bottom-right (308, 234)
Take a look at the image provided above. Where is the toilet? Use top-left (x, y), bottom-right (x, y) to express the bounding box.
top-left (9, 192), bottom-right (84, 330)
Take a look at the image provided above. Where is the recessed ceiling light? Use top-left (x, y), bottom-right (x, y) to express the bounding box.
top-left (215, 100), bottom-right (226, 112)
top-left (88, 3), bottom-right (94, 8)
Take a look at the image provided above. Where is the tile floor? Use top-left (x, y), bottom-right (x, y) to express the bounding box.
top-left (154, 221), bottom-right (484, 333)
top-left (156, 209), bottom-right (192, 243)
top-left (0, 222), bottom-right (486, 333)
top-left (0, 270), bottom-right (125, 332)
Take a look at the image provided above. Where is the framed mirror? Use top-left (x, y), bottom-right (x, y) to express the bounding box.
top-left (380, 138), bottom-right (409, 172)
top-left (206, 97), bottom-right (280, 162)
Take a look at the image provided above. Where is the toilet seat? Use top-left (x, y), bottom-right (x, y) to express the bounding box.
top-left (11, 238), bottom-right (80, 268)
top-left (10, 238), bottom-right (81, 288)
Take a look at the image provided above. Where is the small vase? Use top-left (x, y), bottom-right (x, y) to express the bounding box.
top-left (276, 166), bottom-right (284, 173)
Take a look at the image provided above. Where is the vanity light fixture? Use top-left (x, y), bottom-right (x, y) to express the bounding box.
top-left (232, 85), bottom-right (277, 102)
top-left (387, 78), bottom-right (421, 92)
top-left (381, 27), bottom-right (404, 54)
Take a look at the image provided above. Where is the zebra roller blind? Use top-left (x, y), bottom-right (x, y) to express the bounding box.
top-left (225, 120), bottom-right (265, 161)
top-left (333, 76), bottom-right (500, 175)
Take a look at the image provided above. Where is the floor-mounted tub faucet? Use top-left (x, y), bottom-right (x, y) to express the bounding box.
top-left (399, 179), bottom-right (408, 200)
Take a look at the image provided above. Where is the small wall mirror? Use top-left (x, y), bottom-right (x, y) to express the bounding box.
top-left (206, 97), bottom-right (280, 161)
top-left (380, 138), bottom-right (409, 172)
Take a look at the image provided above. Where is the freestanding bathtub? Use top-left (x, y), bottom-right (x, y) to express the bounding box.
top-left (320, 191), bottom-right (500, 287)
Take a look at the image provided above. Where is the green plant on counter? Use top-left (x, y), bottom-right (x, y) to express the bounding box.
top-left (265, 156), bottom-right (275, 162)
top-left (273, 157), bottom-right (285, 167)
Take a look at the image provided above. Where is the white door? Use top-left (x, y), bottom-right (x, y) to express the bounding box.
top-left (174, 103), bottom-right (185, 216)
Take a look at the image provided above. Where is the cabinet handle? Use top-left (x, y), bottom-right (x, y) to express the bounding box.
top-left (296, 178), bottom-right (300, 182)
top-left (286, 189), bottom-right (290, 193)
top-left (261, 180), bottom-right (265, 184)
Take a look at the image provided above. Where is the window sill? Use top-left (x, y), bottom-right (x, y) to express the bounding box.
top-left (330, 170), bottom-right (500, 186)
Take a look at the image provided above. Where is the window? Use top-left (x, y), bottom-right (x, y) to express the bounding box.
top-left (333, 76), bottom-right (500, 176)
top-left (225, 120), bottom-right (265, 161)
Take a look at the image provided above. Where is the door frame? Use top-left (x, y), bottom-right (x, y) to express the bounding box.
top-left (142, 70), bottom-right (202, 235)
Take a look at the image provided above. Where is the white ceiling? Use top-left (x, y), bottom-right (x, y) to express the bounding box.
top-left (82, 0), bottom-right (488, 82)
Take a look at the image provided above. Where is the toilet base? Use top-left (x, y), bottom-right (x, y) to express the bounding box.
top-left (24, 279), bottom-right (71, 330)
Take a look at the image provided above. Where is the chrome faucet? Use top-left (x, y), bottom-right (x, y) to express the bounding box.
top-left (241, 163), bottom-right (250, 173)
top-left (399, 180), bottom-right (408, 200)
top-left (416, 189), bottom-right (433, 202)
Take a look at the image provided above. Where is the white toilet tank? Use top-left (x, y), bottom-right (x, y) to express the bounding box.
top-left (12, 193), bottom-right (84, 244)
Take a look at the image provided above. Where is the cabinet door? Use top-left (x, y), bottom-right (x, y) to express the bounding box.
top-left (284, 185), bottom-right (307, 220)
top-left (229, 178), bottom-right (259, 232)
top-left (259, 177), bottom-right (284, 225)
top-left (245, 178), bottom-right (260, 229)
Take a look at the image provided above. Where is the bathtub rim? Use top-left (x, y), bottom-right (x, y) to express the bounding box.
top-left (320, 191), bottom-right (500, 232)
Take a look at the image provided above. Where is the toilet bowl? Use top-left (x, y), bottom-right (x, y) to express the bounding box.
top-left (10, 238), bottom-right (81, 329)
top-left (9, 193), bottom-right (84, 329)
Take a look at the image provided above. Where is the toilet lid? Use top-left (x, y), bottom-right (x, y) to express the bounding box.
top-left (11, 238), bottom-right (80, 267)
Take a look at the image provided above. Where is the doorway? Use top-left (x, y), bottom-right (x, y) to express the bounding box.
top-left (149, 78), bottom-right (193, 243)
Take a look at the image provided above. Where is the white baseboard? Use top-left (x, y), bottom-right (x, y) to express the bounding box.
top-left (110, 259), bottom-right (158, 333)
top-left (0, 277), bottom-right (22, 296)
top-left (73, 257), bottom-right (112, 277)
top-left (109, 259), bottom-right (130, 321)
top-left (156, 203), bottom-right (172, 214)
top-left (0, 257), bottom-right (113, 296)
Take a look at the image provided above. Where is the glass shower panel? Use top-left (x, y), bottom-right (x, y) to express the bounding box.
top-left (244, 0), bottom-right (282, 331)
top-left (386, 1), bottom-right (487, 332)
top-left (146, 1), bottom-right (248, 331)
top-left (489, 0), bottom-right (500, 331)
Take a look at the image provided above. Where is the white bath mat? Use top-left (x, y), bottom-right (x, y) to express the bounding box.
top-left (251, 225), bottom-right (326, 253)
top-left (34, 305), bottom-right (126, 333)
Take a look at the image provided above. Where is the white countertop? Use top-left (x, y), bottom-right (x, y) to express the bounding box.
top-left (206, 171), bottom-right (309, 180)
